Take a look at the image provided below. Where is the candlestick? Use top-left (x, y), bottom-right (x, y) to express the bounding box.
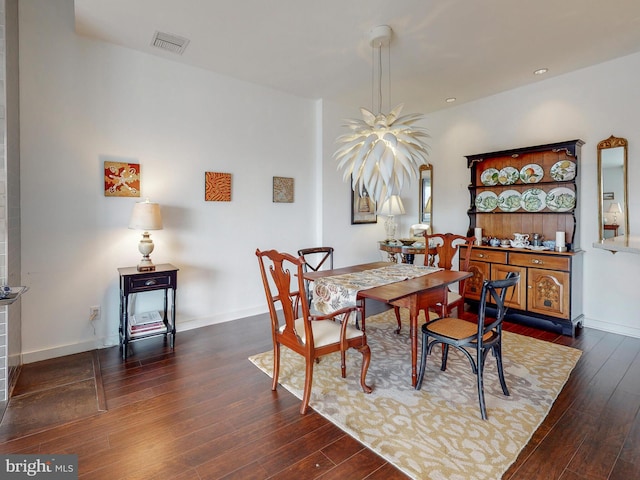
top-left (474, 227), bottom-right (482, 246)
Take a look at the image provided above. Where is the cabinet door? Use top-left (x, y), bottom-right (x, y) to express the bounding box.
top-left (490, 264), bottom-right (527, 310)
top-left (465, 261), bottom-right (490, 301)
top-left (527, 268), bottom-right (570, 319)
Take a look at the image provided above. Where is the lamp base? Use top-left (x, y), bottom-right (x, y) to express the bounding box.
top-left (384, 215), bottom-right (397, 242)
top-left (137, 232), bottom-right (156, 271)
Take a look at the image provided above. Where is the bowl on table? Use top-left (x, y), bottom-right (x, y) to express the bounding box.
top-left (399, 239), bottom-right (417, 246)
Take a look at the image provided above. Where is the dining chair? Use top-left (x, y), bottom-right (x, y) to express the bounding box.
top-left (416, 272), bottom-right (520, 420)
top-left (256, 249), bottom-right (372, 414)
top-left (393, 233), bottom-right (475, 334)
top-left (297, 247), bottom-right (334, 305)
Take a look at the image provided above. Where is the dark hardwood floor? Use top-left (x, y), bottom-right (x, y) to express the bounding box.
top-left (1, 308), bottom-right (639, 479)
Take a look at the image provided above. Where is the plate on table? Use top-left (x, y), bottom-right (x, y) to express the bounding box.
top-left (520, 164), bottom-right (544, 183)
top-left (497, 189), bottom-right (522, 212)
top-left (546, 187), bottom-right (576, 212)
top-left (521, 188), bottom-right (547, 212)
top-left (480, 168), bottom-right (500, 186)
top-left (550, 160), bottom-right (576, 181)
top-left (498, 166), bottom-right (520, 185)
top-left (475, 191), bottom-right (498, 212)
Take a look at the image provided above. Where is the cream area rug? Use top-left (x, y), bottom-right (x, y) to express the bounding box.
top-left (249, 309), bottom-right (581, 480)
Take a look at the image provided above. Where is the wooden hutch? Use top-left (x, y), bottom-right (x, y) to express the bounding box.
top-left (462, 139), bottom-right (584, 336)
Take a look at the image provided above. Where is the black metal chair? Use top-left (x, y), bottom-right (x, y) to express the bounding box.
top-left (416, 272), bottom-right (520, 420)
top-left (297, 247), bottom-right (334, 305)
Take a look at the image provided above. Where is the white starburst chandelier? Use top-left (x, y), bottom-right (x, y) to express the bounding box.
top-left (334, 25), bottom-right (430, 205)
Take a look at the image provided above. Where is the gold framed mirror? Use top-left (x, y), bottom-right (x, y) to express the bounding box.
top-left (419, 164), bottom-right (432, 231)
top-left (597, 135), bottom-right (628, 241)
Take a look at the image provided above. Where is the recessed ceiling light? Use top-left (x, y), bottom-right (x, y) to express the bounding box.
top-left (533, 68), bottom-right (548, 75)
top-left (445, 97), bottom-right (456, 103)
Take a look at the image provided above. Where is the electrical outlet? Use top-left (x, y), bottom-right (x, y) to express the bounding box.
top-left (89, 305), bottom-right (101, 322)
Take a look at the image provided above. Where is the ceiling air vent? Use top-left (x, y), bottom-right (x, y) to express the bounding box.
top-left (151, 31), bottom-right (190, 55)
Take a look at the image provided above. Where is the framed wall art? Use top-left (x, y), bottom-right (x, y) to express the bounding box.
top-left (351, 184), bottom-right (377, 224)
top-left (273, 176), bottom-right (294, 203)
top-left (104, 161), bottom-right (140, 197)
top-left (205, 172), bottom-right (232, 201)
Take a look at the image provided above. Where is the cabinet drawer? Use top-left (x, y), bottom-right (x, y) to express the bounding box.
top-left (466, 249), bottom-right (508, 264)
top-left (509, 253), bottom-right (570, 271)
top-left (127, 273), bottom-right (174, 292)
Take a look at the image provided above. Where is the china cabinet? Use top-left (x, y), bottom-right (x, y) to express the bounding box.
top-left (463, 140), bottom-right (584, 336)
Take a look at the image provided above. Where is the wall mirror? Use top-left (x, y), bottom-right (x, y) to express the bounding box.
top-left (597, 135), bottom-right (628, 241)
top-left (418, 164), bottom-right (432, 231)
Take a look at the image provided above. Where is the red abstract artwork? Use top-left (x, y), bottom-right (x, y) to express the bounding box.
top-left (104, 161), bottom-right (140, 197)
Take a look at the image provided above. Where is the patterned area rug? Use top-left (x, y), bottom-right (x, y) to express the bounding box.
top-left (249, 309), bottom-right (581, 480)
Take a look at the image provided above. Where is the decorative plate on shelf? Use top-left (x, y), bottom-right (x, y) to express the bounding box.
top-left (498, 166), bottom-right (520, 185)
top-left (546, 187), bottom-right (576, 212)
top-left (550, 160), bottom-right (576, 181)
top-left (520, 164), bottom-right (544, 183)
top-left (521, 188), bottom-right (547, 212)
top-left (480, 168), bottom-right (500, 186)
top-left (497, 189), bottom-right (522, 212)
top-left (475, 191), bottom-right (498, 212)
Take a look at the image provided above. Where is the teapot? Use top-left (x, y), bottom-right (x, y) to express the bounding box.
top-left (510, 233), bottom-right (530, 248)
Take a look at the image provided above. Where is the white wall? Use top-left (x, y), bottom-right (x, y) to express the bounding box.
top-left (19, 0), bottom-right (318, 361)
top-left (323, 52), bottom-right (640, 338)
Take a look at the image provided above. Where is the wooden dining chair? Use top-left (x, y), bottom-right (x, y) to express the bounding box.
top-left (416, 272), bottom-right (520, 419)
top-left (297, 247), bottom-right (334, 305)
top-left (393, 233), bottom-right (475, 334)
top-left (256, 249), bottom-right (372, 414)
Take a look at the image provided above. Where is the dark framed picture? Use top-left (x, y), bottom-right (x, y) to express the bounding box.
top-left (351, 183), bottom-right (377, 224)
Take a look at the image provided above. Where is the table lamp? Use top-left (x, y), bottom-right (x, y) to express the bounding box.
top-left (129, 199), bottom-right (163, 271)
top-left (608, 202), bottom-right (622, 224)
top-left (378, 195), bottom-right (405, 241)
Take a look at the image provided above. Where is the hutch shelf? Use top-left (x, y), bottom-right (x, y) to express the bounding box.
top-left (463, 139), bottom-right (584, 336)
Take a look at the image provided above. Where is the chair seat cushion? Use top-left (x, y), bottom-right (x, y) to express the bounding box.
top-left (425, 317), bottom-right (493, 342)
top-left (280, 318), bottom-right (363, 348)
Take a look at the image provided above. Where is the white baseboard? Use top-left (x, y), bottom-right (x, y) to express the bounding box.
top-left (20, 306), bottom-right (270, 363)
top-left (583, 317), bottom-right (640, 339)
top-left (21, 338), bottom-right (104, 364)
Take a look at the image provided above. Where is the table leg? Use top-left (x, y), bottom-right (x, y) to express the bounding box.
top-left (410, 309), bottom-right (418, 387)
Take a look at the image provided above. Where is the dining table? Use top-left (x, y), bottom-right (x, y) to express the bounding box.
top-left (303, 261), bottom-right (473, 387)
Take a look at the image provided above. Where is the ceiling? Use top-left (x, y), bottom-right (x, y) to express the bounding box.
top-left (74, 0), bottom-right (640, 113)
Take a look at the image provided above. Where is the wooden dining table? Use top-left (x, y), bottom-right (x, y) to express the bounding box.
top-left (303, 261), bottom-right (473, 387)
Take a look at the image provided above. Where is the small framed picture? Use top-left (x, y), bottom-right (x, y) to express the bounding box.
top-left (351, 183), bottom-right (377, 224)
top-left (273, 176), bottom-right (294, 203)
top-left (104, 161), bottom-right (140, 197)
top-left (603, 192), bottom-right (614, 200)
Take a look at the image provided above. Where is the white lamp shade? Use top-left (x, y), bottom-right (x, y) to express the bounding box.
top-left (608, 202), bottom-right (622, 214)
top-left (378, 195), bottom-right (405, 216)
top-left (129, 201), bottom-right (163, 231)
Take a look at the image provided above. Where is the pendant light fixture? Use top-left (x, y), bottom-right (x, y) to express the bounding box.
top-left (334, 25), bottom-right (430, 205)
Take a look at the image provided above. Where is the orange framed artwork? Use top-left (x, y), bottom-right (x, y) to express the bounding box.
top-left (104, 161), bottom-right (140, 197)
top-left (205, 172), bottom-right (232, 201)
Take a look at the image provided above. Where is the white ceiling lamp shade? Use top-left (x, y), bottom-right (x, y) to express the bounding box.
top-left (334, 25), bottom-right (430, 205)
